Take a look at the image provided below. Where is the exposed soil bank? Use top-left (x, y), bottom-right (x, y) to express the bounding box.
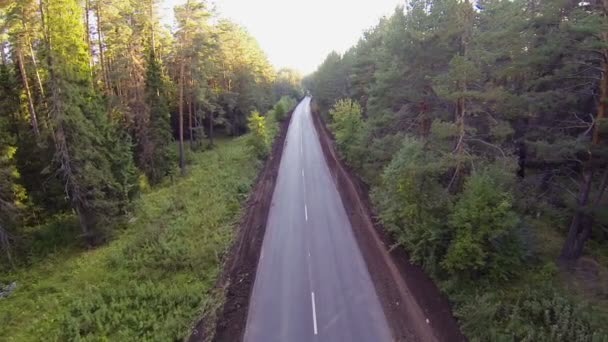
top-left (311, 107), bottom-right (465, 342)
top-left (188, 111), bottom-right (294, 342)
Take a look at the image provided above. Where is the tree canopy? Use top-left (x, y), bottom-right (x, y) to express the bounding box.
top-left (0, 0), bottom-right (297, 257)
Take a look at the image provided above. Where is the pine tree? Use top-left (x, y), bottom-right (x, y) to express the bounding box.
top-left (41, 0), bottom-right (136, 242)
top-left (144, 49), bottom-right (174, 183)
top-left (0, 64), bottom-right (21, 263)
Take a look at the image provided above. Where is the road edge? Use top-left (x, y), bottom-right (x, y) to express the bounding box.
top-left (310, 105), bottom-right (466, 342)
top-left (188, 108), bottom-right (295, 342)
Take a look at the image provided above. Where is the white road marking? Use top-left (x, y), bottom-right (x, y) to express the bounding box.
top-left (302, 169), bottom-right (305, 178)
top-left (311, 292), bottom-right (318, 335)
top-left (304, 204), bottom-right (308, 221)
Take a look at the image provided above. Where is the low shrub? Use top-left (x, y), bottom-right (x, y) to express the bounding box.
top-left (328, 99), bottom-right (366, 169)
top-left (246, 111), bottom-right (270, 159)
top-left (454, 284), bottom-right (607, 342)
top-left (373, 137), bottom-right (453, 275)
top-left (0, 139), bottom-right (259, 340)
top-left (443, 170), bottom-right (524, 282)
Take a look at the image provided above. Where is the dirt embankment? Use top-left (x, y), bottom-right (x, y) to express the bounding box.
top-left (188, 111), bottom-right (294, 342)
top-left (311, 108), bottom-right (466, 342)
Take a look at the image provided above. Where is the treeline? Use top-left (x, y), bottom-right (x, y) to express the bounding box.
top-left (306, 0), bottom-right (607, 339)
top-left (0, 0), bottom-right (302, 262)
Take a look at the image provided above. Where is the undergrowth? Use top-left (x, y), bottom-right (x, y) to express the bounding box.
top-left (0, 138), bottom-right (259, 341)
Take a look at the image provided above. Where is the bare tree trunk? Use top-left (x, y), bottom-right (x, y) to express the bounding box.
top-left (560, 169), bottom-right (594, 259)
top-left (0, 41), bottom-right (6, 65)
top-left (0, 222), bottom-right (12, 267)
top-left (84, 0), bottom-right (94, 71)
top-left (208, 111), bottom-right (214, 147)
top-left (16, 45), bottom-right (40, 137)
top-left (447, 5), bottom-right (470, 193)
top-left (149, 0), bottom-right (156, 57)
top-left (189, 91), bottom-right (194, 149)
top-left (95, 2), bottom-right (110, 97)
top-left (178, 58), bottom-right (186, 175)
top-left (593, 60), bottom-right (607, 146)
top-left (20, 19), bottom-right (50, 131)
top-left (27, 37), bottom-right (45, 101)
top-left (177, 0), bottom-right (191, 175)
top-left (561, 37), bottom-right (608, 260)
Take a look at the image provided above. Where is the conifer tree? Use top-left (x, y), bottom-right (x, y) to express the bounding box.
top-left (144, 48), bottom-right (174, 183)
top-left (41, 0), bottom-right (136, 242)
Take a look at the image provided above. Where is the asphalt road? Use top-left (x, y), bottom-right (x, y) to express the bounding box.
top-left (244, 97), bottom-right (392, 342)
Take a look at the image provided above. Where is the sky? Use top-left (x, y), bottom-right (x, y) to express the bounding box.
top-left (160, 0), bottom-right (404, 75)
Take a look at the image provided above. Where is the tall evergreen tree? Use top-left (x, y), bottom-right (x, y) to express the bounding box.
top-left (144, 48), bottom-right (174, 183)
top-left (41, 0), bottom-right (136, 242)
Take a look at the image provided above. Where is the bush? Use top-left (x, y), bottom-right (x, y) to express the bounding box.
top-left (272, 96), bottom-right (296, 122)
top-left (273, 102), bottom-right (287, 122)
top-left (0, 139), bottom-right (259, 340)
top-left (454, 285), bottom-right (607, 341)
top-left (246, 111), bottom-right (270, 159)
top-left (373, 137), bottom-right (453, 275)
top-left (328, 99), bottom-right (366, 168)
top-left (442, 170), bottom-right (523, 282)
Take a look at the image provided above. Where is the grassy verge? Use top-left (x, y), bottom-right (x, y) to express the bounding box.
top-left (0, 137), bottom-right (259, 341)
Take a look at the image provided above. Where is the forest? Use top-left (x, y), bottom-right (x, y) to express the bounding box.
top-left (305, 0), bottom-right (608, 340)
top-left (0, 0), bottom-right (300, 339)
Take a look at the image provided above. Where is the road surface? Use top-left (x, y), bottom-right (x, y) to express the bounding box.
top-left (244, 97), bottom-right (392, 342)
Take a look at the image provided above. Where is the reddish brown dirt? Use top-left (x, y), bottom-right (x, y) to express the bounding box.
top-left (188, 110), bottom-right (294, 342)
top-left (311, 107), bottom-right (466, 342)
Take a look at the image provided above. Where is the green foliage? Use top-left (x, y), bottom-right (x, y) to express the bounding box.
top-left (246, 111), bottom-right (270, 159)
top-left (454, 284), bottom-right (607, 342)
top-left (272, 102), bottom-right (287, 122)
top-left (374, 137), bottom-right (453, 274)
top-left (213, 20), bottom-right (277, 135)
top-left (144, 51), bottom-right (175, 185)
top-left (0, 139), bottom-right (259, 340)
top-left (307, 0), bottom-right (608, 339)
top-left (273, 68), bottom-right (303, 100)
top-left (307, 52), bottom-right (349, 111)
top-left (39, 0), bottom-right (139, 242)
top-left (328, 99), bottom-right (366, 169)
top-left (0, 80), bottom-right (21, 262)
top-left (443, 170), bottom-right (523, 282)
top-left (272, 96), bottom-right (296, 122)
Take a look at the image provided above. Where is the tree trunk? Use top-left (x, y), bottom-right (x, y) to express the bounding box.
top-left (149, 0), bottom-right (156, 56)
top-left (27, 37), bottom-right (45, 102)
top-left (208, 111), bottom-right (214, 147)
top-left (95, 2), bottom-right (110, 97)
top-left (0, 41), bottom-right (6, 65)
top-left (593, 60), bottom-right (607, 146)
top-left (560, 168), bottom-right (594, 259)
top-left (448, 8), bottom-right (469, 192)
top-left (84, 0), bottom-right (93, 71)
top-left (21, 19), bottom-right (50, 130)
top-left (0, 222), bottom-right (12, 267)
top-left (16, 45), bottom-right (40, 137)
top-left (189, 90), bottom-right (194, 149)
top-left (178, 57), bottom-right (186, 175)
top-left (177, 0), bottom-right (191, 175)
top-left (561, 37), bottom-right (608, 260)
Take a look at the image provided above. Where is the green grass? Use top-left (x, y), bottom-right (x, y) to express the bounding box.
top-left (0, 137), bottom-right (259, 341)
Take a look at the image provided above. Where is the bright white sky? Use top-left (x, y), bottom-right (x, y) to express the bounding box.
top-left (160, 0), bottom-right (404, 75)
